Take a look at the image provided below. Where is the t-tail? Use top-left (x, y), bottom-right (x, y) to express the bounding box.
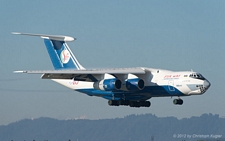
top-left (12, 32), bottom-right (85, 70)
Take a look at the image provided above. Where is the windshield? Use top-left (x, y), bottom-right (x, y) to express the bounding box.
top-left (189, 73), bottom-right (205, 80)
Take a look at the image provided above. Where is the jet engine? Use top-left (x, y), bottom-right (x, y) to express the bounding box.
top-left (93, 79), bottom-right (122, 91)
top-left (126, 78), bottom-right (145, 90)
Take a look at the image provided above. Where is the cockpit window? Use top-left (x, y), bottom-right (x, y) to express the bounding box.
top-left (189, 73), bottom-right (205, 80)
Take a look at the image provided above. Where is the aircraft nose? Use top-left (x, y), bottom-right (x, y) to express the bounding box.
top-left (204, 79), bottom-right (211, 89)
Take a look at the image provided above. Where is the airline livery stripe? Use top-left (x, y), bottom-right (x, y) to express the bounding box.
top-left (64, 43), bottom-right (80, 69)
top-left (50, 41), bottom-right (63, 67)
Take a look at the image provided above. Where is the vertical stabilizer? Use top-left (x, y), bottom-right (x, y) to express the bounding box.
top-left (44, 39), bottom-right (85, 70)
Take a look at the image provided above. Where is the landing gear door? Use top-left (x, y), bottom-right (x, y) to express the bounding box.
top-left (168, 80), bottom-right (175, 91)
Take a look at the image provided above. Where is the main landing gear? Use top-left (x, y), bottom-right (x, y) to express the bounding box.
top-left (173, 98), bottom-right (183, 105)
top-left (108, 100), bottom-right (151, 108)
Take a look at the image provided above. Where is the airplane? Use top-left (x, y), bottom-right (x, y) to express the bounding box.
top-left (13, 32), bottom-right (211, 108)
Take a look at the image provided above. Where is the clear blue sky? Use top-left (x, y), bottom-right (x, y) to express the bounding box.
top-left (0, 0), bottom-right (225, 125)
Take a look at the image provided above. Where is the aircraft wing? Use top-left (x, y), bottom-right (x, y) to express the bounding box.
top-left (14, 67), bottom-right (147, 82)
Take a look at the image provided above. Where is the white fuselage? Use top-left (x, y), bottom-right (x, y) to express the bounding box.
top-left (52, 68), bottom-right (210, 99)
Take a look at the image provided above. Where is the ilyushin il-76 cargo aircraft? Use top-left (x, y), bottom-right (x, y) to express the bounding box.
top-left (13, 32), bottom-right (211, 108)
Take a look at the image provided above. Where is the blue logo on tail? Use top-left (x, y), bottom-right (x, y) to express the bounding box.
top-left (44, 39), bottom-right (84, 70)
top-left (60, 50), bottom-right (71, 64)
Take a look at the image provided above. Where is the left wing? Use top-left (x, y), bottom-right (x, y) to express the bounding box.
top-left (14, 67), bottom-right (147, 82)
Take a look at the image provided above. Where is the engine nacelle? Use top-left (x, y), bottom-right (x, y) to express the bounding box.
top-left (126, 78), bottom-right (145, 90)
top-left (93, 79), bottom-right (122, 91)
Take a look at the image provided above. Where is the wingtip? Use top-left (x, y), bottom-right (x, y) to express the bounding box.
top-left (12, 32), bottom-right (21, 35)
top-left (14, 70), bottom-right (27, 73)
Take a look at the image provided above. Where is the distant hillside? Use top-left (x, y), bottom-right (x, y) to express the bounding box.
top-left (0, 113), bottom-right (224, 141)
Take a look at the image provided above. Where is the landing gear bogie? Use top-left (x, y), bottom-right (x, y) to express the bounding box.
top-left (108, 100), bottom-right (151, 108)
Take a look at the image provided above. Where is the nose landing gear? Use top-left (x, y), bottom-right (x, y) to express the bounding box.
top-left (173, 98), bottom-right (183, 105)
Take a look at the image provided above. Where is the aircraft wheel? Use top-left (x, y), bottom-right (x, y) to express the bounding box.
top-left (144, 101), bottom-right (151, 107)
top-left (129, 101), bottom-right (140, 108)
top-left (173, 99), bottom-right (183, 105)
top-left (119, 100), bottom-right (129, 106)
top-left (108, 100), bottom-right (119, 106)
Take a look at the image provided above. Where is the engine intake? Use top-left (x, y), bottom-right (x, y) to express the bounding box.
top-left (93, 79), bottom-right (122, 91)
top-left (126, 78), bottom-right (145, 90)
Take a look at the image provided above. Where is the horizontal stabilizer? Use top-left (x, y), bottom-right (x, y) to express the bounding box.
top-left (12, 32), bottom-right (75, 41)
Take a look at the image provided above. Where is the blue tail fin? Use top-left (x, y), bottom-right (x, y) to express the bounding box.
top-left (44, 39), bottom-right (85, 70)
top-left (12, 32), bottom-right (85, 70)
